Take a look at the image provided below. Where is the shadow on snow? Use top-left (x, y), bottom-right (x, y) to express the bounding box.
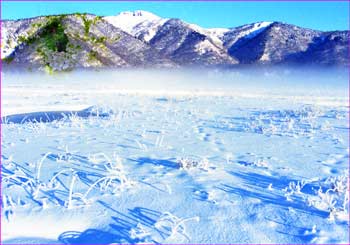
top-left (217, 170), bottom-right (329, 218)
top-left (1, 106), bottom-right (112, 124)
top-left (58, 201), bottom-right (164, 244)
top-left (129, 157), bottom-right (179, 169)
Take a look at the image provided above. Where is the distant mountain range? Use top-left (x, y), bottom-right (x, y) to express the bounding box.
top-left (2, 10), bottom-right (349, 71)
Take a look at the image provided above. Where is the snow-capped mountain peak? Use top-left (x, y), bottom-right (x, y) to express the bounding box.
top-left (244, 21), bottom-right (273, 38)
top-left (232, 21), bottom-right (273, 40)
top-left (104, 10), bottom-right (164, 35)
top-left (221, 21), bottom-right (274, 50)
top-left (117, 10), bottom-right (161, 20)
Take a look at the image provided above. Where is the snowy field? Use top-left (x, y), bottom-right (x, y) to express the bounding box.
top-left (1, 68), bottom-right (349, 244)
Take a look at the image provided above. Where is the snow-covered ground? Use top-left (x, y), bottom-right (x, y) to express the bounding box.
top-left (1, 68), bottom-right (349, 244)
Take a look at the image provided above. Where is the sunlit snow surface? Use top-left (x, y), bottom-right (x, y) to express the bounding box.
top-left (1, 68), bottom-right (349, 244)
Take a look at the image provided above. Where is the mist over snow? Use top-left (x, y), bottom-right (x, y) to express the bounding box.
top-left (2, 67), bottom-right (347, 102)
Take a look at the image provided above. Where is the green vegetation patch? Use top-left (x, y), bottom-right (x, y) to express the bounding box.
top-left (113, 36), bottom-right (121, 42)
top-left (2, 56), bottom-right (14, 64)
top-left (76, 14), bottom-right (104, 38)
top-left (88, 50), bottom-right (99, 62)
top-left (80, 14), bottom-right (93, 37)
top-left (40, 16), bottom-right (69, 52)
top-left (91, 36), bottom-right (107, 44)
top-left (93, 16), bottom-right (102, 25)
top-left (19, 16), bottom-right (69, 52)
top-left (44, 64), bottom-right (54, 74)
top-left (18, 34), bottom-right (36, 45)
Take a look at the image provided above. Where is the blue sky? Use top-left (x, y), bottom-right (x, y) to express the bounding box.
top-left (2, 1), bottom-right (349, 31)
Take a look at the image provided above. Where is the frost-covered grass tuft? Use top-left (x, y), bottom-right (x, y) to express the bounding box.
top-left (215, 106), bottom-right (346, 138)
top-left (283, 179), bottom-right (309, 201)
top-left (309, 174), bottom-right (349, 221)
top-left (283, 174), bottom-right (349, 221)
top-left (2, 151), bottom-right (135, 214)
top-left (154, 212), bottom-right (200, 242)
top-left (128, 212), bottom-right (200, 243)
top-left (176, 157), bottom-right (210, 171)
top-left (83, 153), bottom-right (135, 199)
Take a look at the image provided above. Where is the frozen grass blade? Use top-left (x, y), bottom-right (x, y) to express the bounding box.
top-left (36, 152), bottom-right (52, 182)
top-left (67, 173), bottom-right (77, 209)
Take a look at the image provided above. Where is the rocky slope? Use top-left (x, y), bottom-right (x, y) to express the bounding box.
top-left (226, 22), bottom-right (323, 64)
top-left (2, 13), bottom-right (174, 71)
top-left (2, 11), bottom-right (348, 71)
top-left (148, 18), bottom-right (238, 65)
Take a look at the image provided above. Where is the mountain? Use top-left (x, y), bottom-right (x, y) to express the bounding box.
top-left (104, 11), bottom-right (237, 65)
top-left (148, 19), bottom-right (238, 65)
top-left (2, 10), bottom-right (349, 71)
top-left (285, 31), bottom-right (349, 66)
top-left (226, 22), bottom-right (323, 64)
top-left (1, 13), bottom-right (175, 71)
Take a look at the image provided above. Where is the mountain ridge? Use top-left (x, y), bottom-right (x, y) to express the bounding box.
top-left (2, 11), bottom-right (348, 71)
